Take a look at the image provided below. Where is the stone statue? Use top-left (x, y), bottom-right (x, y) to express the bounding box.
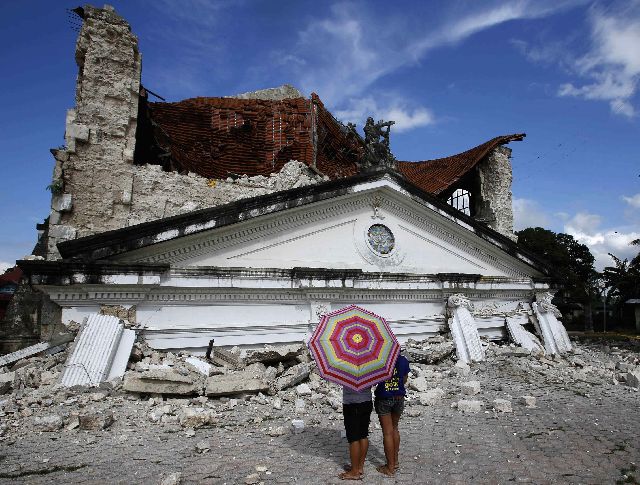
top-left (362, 117), bottom-right (396, 170)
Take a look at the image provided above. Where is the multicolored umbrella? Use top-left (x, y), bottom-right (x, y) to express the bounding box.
top-left (307, 305), bottom-right (400, 391)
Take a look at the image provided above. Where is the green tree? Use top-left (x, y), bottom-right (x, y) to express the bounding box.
top-left (517, 227), bottom-right (599, 331)
top-left (602, 239), bottom-right (640, 323)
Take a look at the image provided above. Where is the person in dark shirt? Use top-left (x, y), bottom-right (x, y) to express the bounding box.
top-left (374, 354), bottom-right (410, 476)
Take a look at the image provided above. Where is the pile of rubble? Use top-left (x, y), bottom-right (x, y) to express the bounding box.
top-left (1, 332), bottom-right (639, 443)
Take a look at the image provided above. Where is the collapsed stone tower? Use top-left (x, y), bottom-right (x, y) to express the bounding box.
top-left (47, 5), bottom-right (142, 259)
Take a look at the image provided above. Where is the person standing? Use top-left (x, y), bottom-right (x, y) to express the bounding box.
top-left (340, 385), bottom-right (373, 480)
top-left (374, 354), bottom-right (410, 476)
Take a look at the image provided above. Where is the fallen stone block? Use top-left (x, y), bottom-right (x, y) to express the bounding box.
top-left (419, 388), bottom-right (445, 406)
top-left (0, 372), bottom-right (15, 395)
top-left (616, 362), bottom-right (635, 372)
top-left (33, 414), bottom-right (64, 431)
top-left (79, 411), bottom-right (114, 430)
top-left (460, 381), bottom-right (481, 396)
top-left (123, 369), bottom-right (203, 396)
top-left (457, 400), bottom-right (484, 413)
top-left (209, 347), bottom-right (244, 370)
top-left (452, 361), bottom-right (471, 376)
top-left (625, 371), bottom-right (640, 389)
top-left (405, 341), bottom-right (455, 364)
top-left (296, 383), bottom-right (312, 396)
top-left (158, 472), bottom-right (182, 485)
top-left (243, 344), bottom-right (303, 365)
top-left (267, 425), bottom-right (288, 437)
top-left (205, 372), bottom-right (268, 397)
top-left (492, 399), bottom-right (512, 413)
top-left (195, 440), bottom-right (211, 454)
top-left (178, 407), bottom-right (217, 428)
top-left (408, 376), bottom-right (430, 393)
top-left (272, 363), bottom-right (310, 392)
top-left (291, 419), bottom-right (305, 433)
top-left (295, 398), bottom-right (306, 413)
top-left (518, 395), bottom-right (537, 407)
top-left (184, 357), bottom-right (214, 376)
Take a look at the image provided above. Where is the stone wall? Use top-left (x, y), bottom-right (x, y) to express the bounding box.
top-left (45, 6), bottom-right (323, 260)
top-left (473, 146), bottom-right (516, 241)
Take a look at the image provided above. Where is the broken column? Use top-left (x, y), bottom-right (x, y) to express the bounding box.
top-left (531, 292), bottom-right (572, 355)
top-left (46, 5), bottom-right (142, 259)
top-left (446, 294), bottom-right (485, 363)
top-left (505, 313), bottom-right (545, 355)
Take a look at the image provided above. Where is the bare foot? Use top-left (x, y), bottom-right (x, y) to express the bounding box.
top-left (338, 471), bottom-right (363, 481)
top-left (376, 465), bottom-right (395, 476)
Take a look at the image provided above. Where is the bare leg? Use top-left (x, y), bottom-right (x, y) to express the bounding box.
top-left (391, 412), bottom-right (401, 469)
top-left (377, 414), bottom-right (396, 475)
top-left (357, 438), bottom-right (368, 474)
top-left (340, 441), bottom-right (364, 479)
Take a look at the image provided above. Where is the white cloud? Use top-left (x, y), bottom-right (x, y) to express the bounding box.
top-left (0, 261), bottom-right (13, 274)
top-left (623, 193), bottom-right (640, 209)
top-left (286, 1), bottom-right (582, 127)
top-left (334, 96), bottom-right (435, 132)
top-left (564, 211), bottom-right (640, 270)
top-left (556, 3), bottom-right (640, 117)
top-left (513, 198), bottom-right (551, 230)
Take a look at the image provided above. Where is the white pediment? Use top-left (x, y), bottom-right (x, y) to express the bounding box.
top-left (112, 182), bottom-right (542, 278)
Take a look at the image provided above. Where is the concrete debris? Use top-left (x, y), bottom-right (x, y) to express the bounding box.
top-left (625, 371), bottom-right (640, 389)
top-left (0, 372), bottom-right (15, 395)
top-left (0, 332), bottom-right (637, 446)
top-left (419, 388), bottom-right (445, 406)
top-left (405, 337), bottom-right (455, 364)
top-left (178, 407), bottom-right (217, 428)
top-left (79, 411), bottom-right (114, 430)
top-left (457, 400), bottom-right (484, 413)
top-left (460, 381), bottom-right (481, 396)
top-left (518, 396), bottom-right (536, 407)
top-left (243, 344), bottom-right (304, 366)
top-left (272, 363), bottom-right (310, 393)
top-left (205, 372), bottom-right (268, 397)
top-left (291, 419), bottom-right (305, 433)
top-left (208, 346), bottom-right (245, 370)
top-left (158, 472), bottom-right (182, 485)
top-left (492, 399), bottom-right (512, 413)
top-left (184, 357), bottom-right (214, 376)
top-left (245, 473), bottom-right (261, 485)
top-left (33, 414), bottom-right (64, 431)
top-left (123, 369), bottom-right (203, 395)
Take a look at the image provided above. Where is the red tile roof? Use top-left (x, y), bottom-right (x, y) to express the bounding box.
top-left (396, 134), bottom-right (526, 194)
top-left (140, 94), bottom-right (523, 195)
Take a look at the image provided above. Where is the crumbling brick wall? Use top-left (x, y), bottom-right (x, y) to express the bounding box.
top-left (45, 6), bottom-right (323, 260)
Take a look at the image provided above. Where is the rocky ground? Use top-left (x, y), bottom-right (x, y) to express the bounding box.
top-left (0, 335), bottom-right (639, 484)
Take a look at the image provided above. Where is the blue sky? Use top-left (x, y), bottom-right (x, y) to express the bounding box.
top-left (0, 0), bottom-right (638, 271)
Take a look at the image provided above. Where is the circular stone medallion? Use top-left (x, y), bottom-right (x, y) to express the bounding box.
top-left (367, 224), bottom-right (395, 255)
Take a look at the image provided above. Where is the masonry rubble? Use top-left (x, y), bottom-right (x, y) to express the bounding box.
top-left (0, 332), bottom-right (638, 444)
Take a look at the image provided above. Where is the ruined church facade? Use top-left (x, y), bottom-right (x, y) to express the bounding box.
top-left (3, 5), bottom-right (570, 359)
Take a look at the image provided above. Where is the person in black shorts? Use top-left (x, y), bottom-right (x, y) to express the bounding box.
top-left (374, 354), bottom-right (410, 476)
top-left (340, 385), bottom-right (373, 480)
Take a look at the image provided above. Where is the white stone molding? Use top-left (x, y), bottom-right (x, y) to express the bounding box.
top-left (505, 315), bottom-right (544, 354)
top-left (446, 294), bottom-right (485, 363)
top-left (531, 293), bottom-right (572, 355)
top-left (61, 314), bottom-right (134, 387)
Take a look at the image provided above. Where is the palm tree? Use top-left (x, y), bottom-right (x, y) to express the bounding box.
top-left (602, 239), bottom-right (640, 325)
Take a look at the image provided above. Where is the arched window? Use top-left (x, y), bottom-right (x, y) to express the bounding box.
top-left (447, 188), bottom-right (470, 216)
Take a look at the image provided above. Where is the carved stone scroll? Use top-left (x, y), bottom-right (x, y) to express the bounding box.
top-left (505, 315), bottom-right (544, 355)
top-left (531, 292), bottom-right (572, 355)
top-left (446, 294), bottom-right (485, 363)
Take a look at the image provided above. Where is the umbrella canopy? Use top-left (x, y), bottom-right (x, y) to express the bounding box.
top-left (307, 305), bottom-right (400, 391)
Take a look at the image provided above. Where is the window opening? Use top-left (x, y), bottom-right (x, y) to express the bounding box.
top-left (447, 188), bottom-right (470, 216)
